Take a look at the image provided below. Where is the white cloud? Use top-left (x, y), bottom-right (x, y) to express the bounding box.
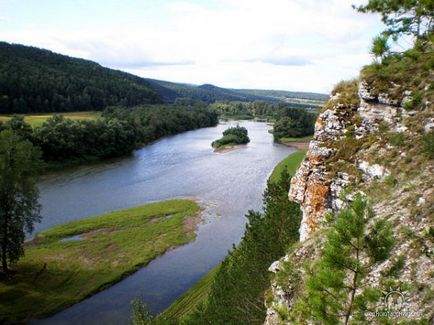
top-left (0, 0), bottom-right (384, 93)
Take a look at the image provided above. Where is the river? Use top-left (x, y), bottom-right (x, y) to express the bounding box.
top-left (33, 120), bottom-right (294, 325)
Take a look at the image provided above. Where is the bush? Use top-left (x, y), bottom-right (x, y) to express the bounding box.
top-left (403, 91), bottom-right (423, 111)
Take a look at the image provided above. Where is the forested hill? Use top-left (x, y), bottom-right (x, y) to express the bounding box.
top-left (145, 79), bottom-right (328, 106)
top-left (0, 42), bottom-right (161, 113)
top-left (0, 41), bottom-right (328, 113)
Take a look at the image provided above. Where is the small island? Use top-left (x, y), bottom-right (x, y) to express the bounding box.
top-left (212, 125), bottom-right (250, 152)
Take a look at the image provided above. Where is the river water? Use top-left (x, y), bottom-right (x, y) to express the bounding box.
top-left (33, 120), bottom-right (294, 325)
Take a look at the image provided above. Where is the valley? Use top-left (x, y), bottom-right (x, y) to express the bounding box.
top-left (19, 121), bottom-right (296, 324)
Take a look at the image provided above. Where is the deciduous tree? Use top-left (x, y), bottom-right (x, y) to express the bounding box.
top-left (0, 130), bottom-right (42, 273)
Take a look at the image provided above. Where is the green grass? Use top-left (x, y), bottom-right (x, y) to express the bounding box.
top-left (279, 135), bottom-right (313, 143)
top-left (0, 111), bottom-right (101, 127)
top-left (0, 199), bottom-right (200, 324)
top-left (269, 150), bottom-right (306, 184)
top-left (158, 265), bottom-right (220, 322)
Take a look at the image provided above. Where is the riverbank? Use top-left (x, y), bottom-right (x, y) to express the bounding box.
top-left (156, 150), bottom-right (307, 323)
top-left (268, 150), bottom-right (307, 184)
top-left (0, 199), bottom-right (200, 324)
top-left (31, 120), bottom-right (291, 324)
top-left (277, 135), bottom-right (313, 150)
top-left (158, 265), bottom-right (221, 322)
top-left (213, 143), bottom-right (245, 153)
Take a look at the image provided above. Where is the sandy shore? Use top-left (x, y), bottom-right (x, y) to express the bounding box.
top-left (280, 141), bottom-right (310, 150)
top-left (213, 144), bottom-right (245, 153)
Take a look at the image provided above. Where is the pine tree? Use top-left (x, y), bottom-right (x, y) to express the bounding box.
top-left (371, 35), bottom-right (391, 60)
top-left (293, 194), bottom-right (394, 324)
top-left (354, 0), bottom-right (434, 41)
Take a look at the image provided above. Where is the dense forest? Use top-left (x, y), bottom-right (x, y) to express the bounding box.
top-left (0, 105), bottom-right (218, 163)
top-left (0, 42), bottom-right (162, 113)
top-left (210, 100), bottom-right (317, 119)
top-left (0, 42), bottom-right (327, 114)
top-left (272, 107), bottom-right (315, 139)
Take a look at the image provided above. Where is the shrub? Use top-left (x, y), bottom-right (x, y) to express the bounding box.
top-left (387, 132), bottom-right (405, 146)
top-left (403, 91), bottom-right (423, 111)
top-left (422, 131), bottom-right (434, 159)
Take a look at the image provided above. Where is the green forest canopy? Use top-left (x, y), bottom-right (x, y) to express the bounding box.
top-left (0, 42), bottom-right (327, 114)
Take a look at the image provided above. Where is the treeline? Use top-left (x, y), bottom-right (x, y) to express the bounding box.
top-left (146, 80), bottom-right (327, 105)
top-left (0, 42), bottom-right (161, 114)
top-left (183, 169), bottom-right (301, 324)
top-left (0, 105), bottom-right (218, 163)
top-left (272, 107), bottom-right (315, 139)
top-left (0, 42), bottom-right (328, 114)
top-left (210, 100), bottom-right (318, 119)
top-left (210, 101), bottom-right (316, 140)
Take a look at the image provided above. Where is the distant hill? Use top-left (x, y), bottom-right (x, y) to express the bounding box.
top-left (0, 42), bottom-right (161, 113)
top-left (0, 42), bottom-right (328, 113)
top-left (231, 88), bottom-right (328, 102)
top-left (145, 79), bottom-right (328, 107)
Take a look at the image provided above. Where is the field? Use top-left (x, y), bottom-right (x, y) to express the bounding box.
top-left (0, 199), bottom-right (200, 324)
top-left (158, 151), bottom-right (306, 322)
top-left (279, 135), bottom-right (313, 143)
top-left (0, 111), bottom-right (101, 127)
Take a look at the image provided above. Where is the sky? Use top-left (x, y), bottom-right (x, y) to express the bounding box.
top-left (0, 0), bottom-right (385, 93)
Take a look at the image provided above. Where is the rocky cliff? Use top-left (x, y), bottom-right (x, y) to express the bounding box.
top-left (264, 57), bottom-right (434, 324)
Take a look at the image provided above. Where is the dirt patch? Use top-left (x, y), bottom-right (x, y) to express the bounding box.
top-left (80, 227), bottom-right (117, 239)
top-left (25, 235), bottom-right (45, 247)
top-left (43, 253), bottom-right (69, 263)
top-left (183, 211), bottom-right (202, 234)
top-left (103, 243), bottom-right (119, 255)
top-left (281, 141), bottom-right (310, 150)
top-left (149, 214), bottom-right (177, 223)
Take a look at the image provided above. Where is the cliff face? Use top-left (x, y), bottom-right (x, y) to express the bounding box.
top-left (288, 79), bottom-right (411, 241)
top-left (265, 72), bottom-right (434, 324)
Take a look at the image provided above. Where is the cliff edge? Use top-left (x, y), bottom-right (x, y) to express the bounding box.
top-left (265, 48), bottom-right (434, 324)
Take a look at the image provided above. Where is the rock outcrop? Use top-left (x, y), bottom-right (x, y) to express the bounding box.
top-left (265, 76), bottom-right (434, 324)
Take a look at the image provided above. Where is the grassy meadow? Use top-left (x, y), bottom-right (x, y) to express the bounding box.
top-left (0, 199), bottom-right (200, 323)
top-left (279, 135), bottom-right (313, 143)
top-left (268, 150), bottom-right (306, 184)
top-left (0, 111), bottom-right (101, 127)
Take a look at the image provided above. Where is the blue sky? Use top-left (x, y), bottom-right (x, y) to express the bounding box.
top-left (0, 0), bottom-right (384, 93)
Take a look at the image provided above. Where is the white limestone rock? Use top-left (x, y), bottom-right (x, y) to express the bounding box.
top-left (424, 118), bottom-right (434, 133)
top-left (359, 160), bottom-right (390, 181)
top-left (378, 92), bottom-right (400, 106)
top-left (268, 260), bottom-right (281, 273)
top-left (359, 80), bottom-right (376, 101)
